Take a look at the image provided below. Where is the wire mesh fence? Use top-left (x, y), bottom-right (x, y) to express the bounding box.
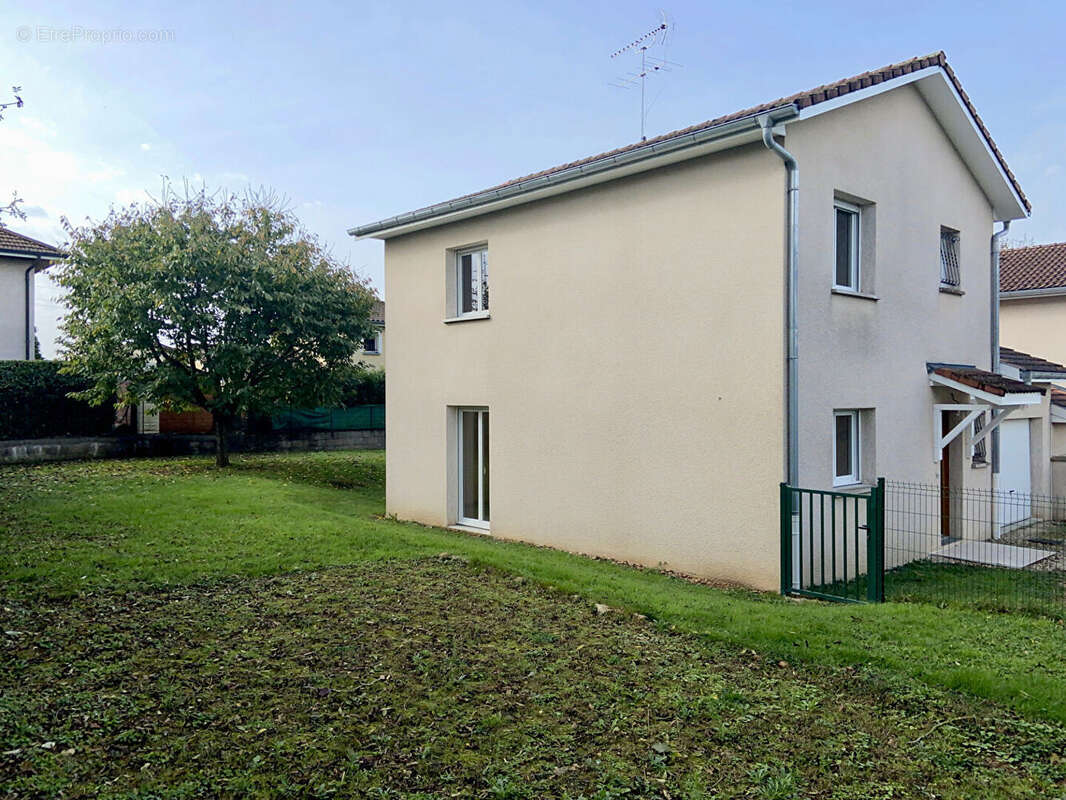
top-left (884, 480), bottom-right (1066, 619)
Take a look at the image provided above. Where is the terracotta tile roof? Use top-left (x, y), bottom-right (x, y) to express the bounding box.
top-left (1000, 242), bottom-right (1066, 292)
top-left (1050, 387), bottom-right (1066, 410)
top-left (403, 51), bottom-right (1028, 219)
top-left (1000, 346), bottom-right (1066, 375)
top-left (370, 300), bottom-right (385, 325)
top-left (931, 365), bottom-right (1044, 396)
top-left (0, 226), bottom-right (63, 258)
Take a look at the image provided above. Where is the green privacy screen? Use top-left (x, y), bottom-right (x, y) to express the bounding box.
top-left (271, 404), bottom-right (385, 432)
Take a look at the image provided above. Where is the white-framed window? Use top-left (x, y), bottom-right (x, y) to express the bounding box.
top-left (362, 331), bottom-right (381, 354)
top-left (940, 227), bottom-right (961, 287)
top-left (457, 407), bottom-right (490, 528)
top-left (833, 410), bottom-right (861, 486)
top-left (834, 200), bottom-right (861, 290)
top-left (455, 246), bottom-right (489, 317)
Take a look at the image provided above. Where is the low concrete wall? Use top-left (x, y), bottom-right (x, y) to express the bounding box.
top-left (0, 430), bottom-right (385, 465)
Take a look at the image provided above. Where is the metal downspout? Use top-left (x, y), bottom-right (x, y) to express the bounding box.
top-left (760, 116), bottom-right (799, 487)
top-left (990, 220), bottom-right (1011, 476)
top-left (989, 220), bottom-right (1010, 539)
top-left (23, 259), bottom-right (38, 360)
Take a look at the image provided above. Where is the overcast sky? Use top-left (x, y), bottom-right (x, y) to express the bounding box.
top-left (2, 0), bottom-right (1064, 357)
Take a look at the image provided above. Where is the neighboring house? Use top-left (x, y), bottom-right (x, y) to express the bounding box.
top-left (350, 52), bottom-right (1033, 590)
top-left (136, 404), bottom-right (214, 435)
top-left (998, 346), bottom-right (1066, 500)
top-left (136, 301), bottom-right (386, 434)
top-left (1000, 242), bottom-right (1066, 366)
top-left (359, 300), bottom-right (385, 369)
top-left (0, 227), bottom-right (64, 360)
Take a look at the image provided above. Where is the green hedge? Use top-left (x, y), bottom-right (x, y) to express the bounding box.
top-left (0, 360), bottom-right (116, 441)
top-left (339, 368), bottom-right (385, 406)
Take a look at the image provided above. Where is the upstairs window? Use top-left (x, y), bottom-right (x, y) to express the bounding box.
top-left (834, 201), bottom-right (860, 290)
top-left (362, 333), bottom-right (380, 354)
top-left (940, 227), bottom-right (961, 287)
top-left (455, 246), bottom-right (489, 317)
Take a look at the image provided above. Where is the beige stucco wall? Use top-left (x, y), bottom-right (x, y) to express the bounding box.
top-left (787, 84), bottom-right (996, 493)
top-left (384, 143), bottom-right (786, 590)
top-left (1001, 295), bottom-right (1066, 368)
top-left (0, 257), bottom-right (31, 360)
top-left (1053, 421), bottom-right (1066, 458)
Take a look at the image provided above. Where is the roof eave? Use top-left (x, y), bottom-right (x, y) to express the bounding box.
top-left (0, 250), bottom-right (65, 262)
top-left (798, 67), bottom-right (1028, 221)
top-left (1001, 286), bottom-right (1066, 300)
top-left (349, 105), bottom-right (800, 240)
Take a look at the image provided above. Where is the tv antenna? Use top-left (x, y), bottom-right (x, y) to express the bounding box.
top-left (609, 12), bottom-right (680, 141)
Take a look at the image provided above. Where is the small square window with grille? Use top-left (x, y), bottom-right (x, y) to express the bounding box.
top-left (940, 228), bottom-right (961, 287)
top-left (971, 413), bottom-right (987, 464)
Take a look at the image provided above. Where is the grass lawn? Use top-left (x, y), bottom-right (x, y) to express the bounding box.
top-left (3, 452), bottom-right (1066, 796)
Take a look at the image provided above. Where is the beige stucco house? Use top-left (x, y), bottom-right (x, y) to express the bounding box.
top-left (998, 245), bottom-right (1066, 500)
top-left (0, 228), bottom-right (64, 360)
top-left (350, 52), bottom-right (1035, 591)
top-left (1000, 242), bottom-right (1066, 366)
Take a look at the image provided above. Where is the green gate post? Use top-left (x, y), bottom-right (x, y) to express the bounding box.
top-left (780, 483), bottom-right (793, 596)
top-left (866, 477), bottom-right (886, 602)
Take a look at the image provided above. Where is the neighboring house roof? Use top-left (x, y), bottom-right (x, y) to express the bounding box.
top-left (0, 227), bottom-right (64, 260)
top-left (1050, 387), bottom-right (1066, 410)
top-left (999, 346), bottom-right (1066, 376)
top-left (370, 300), bottom-right (385, 325)
top-left (352, 51), bottom-right (1028, 239)
top-left (1000, 242), bottom-right (1066, 293)
top-left (929, 365), bottom-right (1045, 397)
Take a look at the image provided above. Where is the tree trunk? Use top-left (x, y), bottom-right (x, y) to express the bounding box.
top-left (213, 413), bottom-right (230, 468)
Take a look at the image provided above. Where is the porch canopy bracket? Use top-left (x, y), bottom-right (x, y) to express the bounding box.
top-left (927, 364), bottom-right (1044, 463)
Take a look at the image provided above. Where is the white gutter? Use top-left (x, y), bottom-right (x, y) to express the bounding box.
top-left (350, 105), bottom-right (801, 240)
top-left (1000, 286), bottom-right (1066, 300)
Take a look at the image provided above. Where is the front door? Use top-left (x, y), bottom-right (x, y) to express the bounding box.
top-left (998, 418), bottom-right (1032, 530)
top-left (458, 408), bottom-right (490, 528)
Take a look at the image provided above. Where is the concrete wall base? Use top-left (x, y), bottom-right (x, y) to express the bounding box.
top-left (0, 430), bottom-right (385, 465)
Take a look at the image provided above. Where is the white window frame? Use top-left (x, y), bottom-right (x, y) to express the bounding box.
top-left (457, 407), bottom-right (489, 529)
top-left (454, 245), bottom-right (489, 319)
top-left (833, 410), bottom-right (861, 486)
top-left (362, 331), bottom-right (381, 355)
top-left (834, 200), bottom-right (861, 291)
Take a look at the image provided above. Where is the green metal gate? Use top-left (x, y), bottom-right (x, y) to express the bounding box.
top-left (780, 478), bottom-right (885, 603)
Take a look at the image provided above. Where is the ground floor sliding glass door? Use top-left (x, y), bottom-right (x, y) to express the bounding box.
top-left (458, 408), bottom-right (489, 528)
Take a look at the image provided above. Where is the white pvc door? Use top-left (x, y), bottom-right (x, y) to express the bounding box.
top-left (998, 418), bottom-right (1031, 528)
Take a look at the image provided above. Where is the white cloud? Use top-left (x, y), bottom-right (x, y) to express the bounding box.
top-left (140, 142), bottom-right (152, 151)
top-left (114, 188), bottom-right (153, 206)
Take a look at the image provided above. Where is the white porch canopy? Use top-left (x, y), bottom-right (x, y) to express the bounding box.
top-left (927, 364), bottom-right (1044, 462)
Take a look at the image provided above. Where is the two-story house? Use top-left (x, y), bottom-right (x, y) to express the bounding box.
top-left (350, 53), bottom-right (1033, 590)
top-left (0, 227), bottom-right (64, 360)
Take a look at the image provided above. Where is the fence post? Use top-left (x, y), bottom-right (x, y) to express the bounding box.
top-left (866, 477), bottom-right (886, 602)
top-left (780, 482), bottom-right (793, 596)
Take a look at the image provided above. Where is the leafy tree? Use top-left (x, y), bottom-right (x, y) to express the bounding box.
top-left (1, 85), bottom-right (25, 220)
top-left (55, 189), bottom-right (378, 466)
